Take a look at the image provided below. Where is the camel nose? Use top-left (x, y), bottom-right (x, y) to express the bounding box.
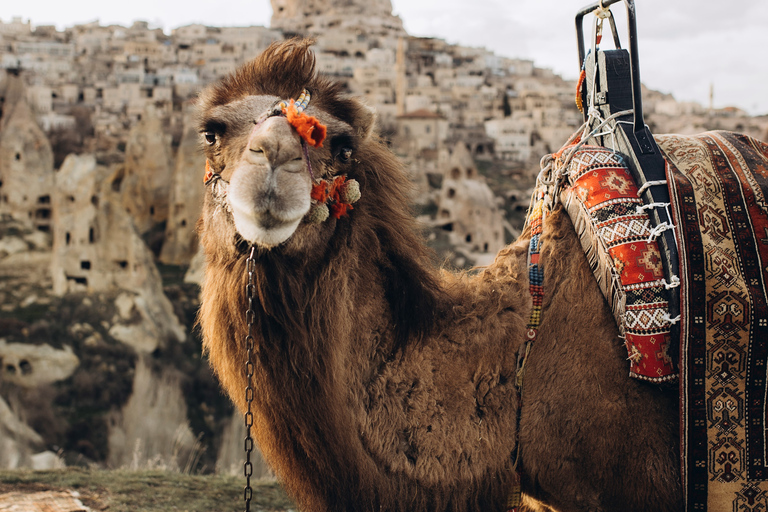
top-left (247, 116), bottom-right (303, 169)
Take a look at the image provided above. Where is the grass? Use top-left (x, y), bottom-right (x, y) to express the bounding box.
top-left (0, 469), bottom-right (296, 511)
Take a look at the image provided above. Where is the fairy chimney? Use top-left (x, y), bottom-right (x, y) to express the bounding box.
top-left (116, 104), bottom-right (174, 235)
top-left (159, 107), bottom-right (206, 265)
top-left (436, 142), bottom-right (504, 254)
top-left (0, 72), bottom-right (54, 231)
top-left (51, 154), bottom-right (185, 351)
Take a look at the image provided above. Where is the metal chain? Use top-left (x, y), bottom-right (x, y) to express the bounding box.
top-left (243, 246), bottom-right (256, 512)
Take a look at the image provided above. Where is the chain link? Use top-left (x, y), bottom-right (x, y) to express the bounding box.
top-left (244, 246), bottom-right (256, 512)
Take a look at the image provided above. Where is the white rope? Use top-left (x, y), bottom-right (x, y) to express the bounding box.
top-left (637, 180), bottom-right (667, 196)
top-left (635, 202), bottom-right (670, 214)
top-left (662, 275), bottom-right (681, 289)
top-left (646, 222), bottom-right (675, 243)
top-left (662, 312), bottom-right (681, 326)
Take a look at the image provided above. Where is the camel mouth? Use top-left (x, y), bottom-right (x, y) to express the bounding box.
top-left (229, 208), bottom-right (304, 248)
top-left (226, 167), bottom-right (311, 248)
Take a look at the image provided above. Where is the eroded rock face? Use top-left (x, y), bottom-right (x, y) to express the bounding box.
top-left (51, 153), bottom-right (185, 350)
top-left (0, 395), bottom-right (43, 469)
top-left (0, 339), bottom-right (79, 387)
top-left (436, 143), bottom-right (505, 257)
top-left (159, 107), bottom-right (205, 266)
top-left (0, 73), bottom-right (54, 231)
top-left (118, 105), bottom-right (174, 236)
top-left (107, 357), bottom-right (198, 471)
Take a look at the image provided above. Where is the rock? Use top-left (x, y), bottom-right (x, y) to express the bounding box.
top-left (30, 450), bottom-right (66, 470)
top-left (0, 73), bottom-right (54, 231)
top-left (0, 339), bottom-right (80, 387)
top-left (216, 410), bottom-right (271, 477)
top-left (159, 107), bottom-right (206, 266)
top-left (23, 229), bottom-right (51, 250)
top-left (0, 236), bottom-right (27, 257)
top-left (0, 395), bottom-right (43, 469)
top-left (107, 357), bottom-right (198, 471)
top-left (20, 295), bottom-right (38, 307)
top-left (434, 142), bottom-right (505, 255)
top-left (51, 153), bottom-right (187, 350)
top-left (183, 247), bottom-right (205, 286)
top-left (119, 104), bottom-right (174, 236)
top-left (83, 332), bottom-right (104, 347)
top-left (114, 292), bottom-right (135, 320)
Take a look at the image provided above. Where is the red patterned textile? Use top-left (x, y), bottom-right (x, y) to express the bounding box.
top-left (561, 147), bottom-right (677, 381)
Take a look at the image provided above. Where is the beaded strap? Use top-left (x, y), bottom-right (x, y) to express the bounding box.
top-left (507, 196), bottom-right (546, 512)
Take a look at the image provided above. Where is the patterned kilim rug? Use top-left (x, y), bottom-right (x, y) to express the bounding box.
top-left (660, 131), bottom-right (768, 511)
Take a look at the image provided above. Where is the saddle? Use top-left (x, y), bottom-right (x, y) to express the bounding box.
top-left (546, 2), bottom-right (768, 510)
top-left (552, 0), bottom-right (680, 383)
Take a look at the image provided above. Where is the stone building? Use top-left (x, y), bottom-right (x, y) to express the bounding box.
top-left (0, 72), bottom-right (54, 231)
top-left (435, 143), bottom-right (504, 255)
top-left (395, 109), bottom-right (449, 155)
top-left (270, 0), bottom-right (405, 41)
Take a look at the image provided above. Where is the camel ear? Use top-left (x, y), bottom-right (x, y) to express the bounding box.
top-left (356, 103), bottom-right (377, 141)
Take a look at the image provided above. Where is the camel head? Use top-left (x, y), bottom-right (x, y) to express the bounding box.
top-left (197, 38), bottom-right (377, 252)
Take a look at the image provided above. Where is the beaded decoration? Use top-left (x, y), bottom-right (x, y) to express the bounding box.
top-left (507, 194), bottom-right (546, 512)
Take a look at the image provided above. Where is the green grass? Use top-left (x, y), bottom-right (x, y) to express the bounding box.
top-left (0, 469), bottom-right (296, 511)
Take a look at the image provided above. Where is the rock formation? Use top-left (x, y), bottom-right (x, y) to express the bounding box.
top-left (51, 153), bottom-right (185, 352)
top-left (435, 142), bottom-right (505, 258)
top-left (116, 104), bottom-right (174, 236)
top-left (107, 357), bottom-right (198, 471)
top-left (0, 72), bottom-right (54, 231)
top-left (159, 107), bottom-right (206, 266)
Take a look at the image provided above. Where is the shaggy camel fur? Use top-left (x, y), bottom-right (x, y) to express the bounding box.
top-left (197, 39), bottom-right (682, 512)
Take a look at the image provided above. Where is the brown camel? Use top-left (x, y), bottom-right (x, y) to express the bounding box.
top-left (197, 39), bottom-right (681, 512)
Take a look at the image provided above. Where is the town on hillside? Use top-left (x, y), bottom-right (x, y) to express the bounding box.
top-left (0, 0), bottom-right (767, 474)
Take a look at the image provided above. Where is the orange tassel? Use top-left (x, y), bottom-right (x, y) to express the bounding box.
top-left (284, 100), bottom-right (327, 148)
top-left (204, 159), bottom-right (214, 184)
top-left (575, 69), bottom-right (586, 114)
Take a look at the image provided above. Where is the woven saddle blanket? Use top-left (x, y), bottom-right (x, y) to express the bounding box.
top-left (561, 130), bottom-right (768, 510)
top-left (660, 131), bottom-right (768, 511)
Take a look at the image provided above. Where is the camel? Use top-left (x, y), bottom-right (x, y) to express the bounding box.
top-left (196, 39), bottom-right (682, 512)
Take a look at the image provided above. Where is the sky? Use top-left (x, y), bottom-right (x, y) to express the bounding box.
top-left (1, 0), bottom-right (766, 116)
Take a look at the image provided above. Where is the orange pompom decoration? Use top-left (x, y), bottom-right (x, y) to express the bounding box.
top-left (284, 100), bottom-right (327, 148)
top-left (330, 202), bottom-right (352, 219)
top-left (308, 175), bottom-right (360, 221)
top-left (311, 181), bottom-right (330, 203)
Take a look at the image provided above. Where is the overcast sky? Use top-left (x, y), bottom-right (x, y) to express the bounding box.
top-left (2, 0), bottom-right (766, 115)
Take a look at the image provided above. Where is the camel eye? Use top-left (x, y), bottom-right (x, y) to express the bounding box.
top-left (203, 131), bottom-right (217, 145)
top-left (339, 148), bottom-right (353, 163)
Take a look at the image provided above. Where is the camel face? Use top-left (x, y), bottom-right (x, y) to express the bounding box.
top-left (199, 89), bottom-right (361, 249)
top-left (227, 113), bottom-right (310, 247)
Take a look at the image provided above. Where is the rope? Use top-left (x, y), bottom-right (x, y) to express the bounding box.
top-left (637, 179), bottom-right (667, 196)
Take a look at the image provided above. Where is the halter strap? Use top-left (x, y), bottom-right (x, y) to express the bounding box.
top-left (507, 194), bottom-right (547, 512)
